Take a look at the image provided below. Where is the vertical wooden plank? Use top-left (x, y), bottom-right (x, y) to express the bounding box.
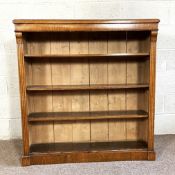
top-left (126, 60), bottom-right (145, 84)
top-left (23, 35), bottom-right (32, 86)
top-left (29, 33), bottom-right (54, 144)
top-left (126, 90), bottom-right (139, 140)
top-left (69, 32), bottom-right (90, 142)
top-left (127, 31), bottom-right (150, 53)
top-left (51, 32), bottom-right (73, 143)
top-left (16, 32), bottom-right (30, 155)
top-left (30, 33), bottom-right (52, 86)
top-left (30, 122), bottom-right (54, 144)
top-left (52, 92), bottom-right (72, 142)
top-left (127, 31), bottom-right (150, 84)
top-left (31, 60), bottom-right (52, 85)
top-left (126, 89), bottom-right (147, 141)
top-left (138, 89), bottom-right (148, 142)
top-left (25, 60), bottom-right (32, 86)
top-left (148, 31), bottom-right (157, 150)
top-left (126, 32), bottom-right (140, 141)
top-left (126, 31), bottom-right (150, 141)
top-left (108, 31), bottom-right (127, 141)
top-left (138, 119), bottom-right (148, 142)
top-left (108, 91), bottom-right (126, 141)
top-left (25, 35), bottom-right (33, 120)
top-left (89, 32), bottom-right (108, 142)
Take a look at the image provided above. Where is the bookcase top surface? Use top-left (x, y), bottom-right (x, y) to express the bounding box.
top-left (13, 19), bottom-right (160, 24)
top-left (13, 19), bottom-right (159, 32)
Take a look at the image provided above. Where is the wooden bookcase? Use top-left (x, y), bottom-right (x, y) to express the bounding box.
top-left (13, 19), bottom-right (159, 166)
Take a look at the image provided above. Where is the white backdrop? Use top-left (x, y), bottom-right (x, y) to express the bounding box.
top-left (0, 0), bottom-right (175, 139)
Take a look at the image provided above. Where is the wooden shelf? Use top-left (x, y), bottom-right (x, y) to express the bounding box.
top-left (30, 141), bottom-right (148, 154)
top-left (26, 84), bottom-right (149, 91)
top-left (24, 53), bottom-right (149, 58)
top-left (28, 110), bottom-right (148, 122)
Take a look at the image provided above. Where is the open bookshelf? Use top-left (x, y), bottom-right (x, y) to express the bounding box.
top-left (13, 19), bottom-right (159, 166)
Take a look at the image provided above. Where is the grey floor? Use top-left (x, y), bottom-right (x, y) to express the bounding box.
top-left (0, 135), bottom-right (175, 175)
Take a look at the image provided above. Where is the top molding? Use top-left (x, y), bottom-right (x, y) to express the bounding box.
top-left (13, 19), bottom-right (160, 32)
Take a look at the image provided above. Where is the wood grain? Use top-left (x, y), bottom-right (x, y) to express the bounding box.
top-left (27, 33), bottom-right (54, 144)
top-left (89, 32), bottom-right (108, 142)
top-left (26, 84), bottom-right (149, 91)
top-left (148, 31), bottom-right (157, 150)
top-left (69, 32), bottom-right (90, 142)
top-left (28, 110), bottom-right (148, 122)
top-left (108, 31), bottom-right (127, 141)
top-left (30, 141), bottom-right (147, 153)
top-left (24, 53), bottom-right (149, 58)
top-left (16, 32), bottom-right (30, 155)
top-left (51, 32), bottom-right (72, 143)
top-left (22, 150), bottom-right (155, 166)
top-left (13, 19), bottom-right (159, 32)
top-left (126, 31), bottom-right (149, 141)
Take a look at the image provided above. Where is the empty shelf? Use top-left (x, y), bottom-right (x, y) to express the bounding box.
top-left (30, 141), bottom-right (148, 154)
top-left (26, 84), bottom-right (149, 91)
top-left (24, 53), bottom-right (149, 58)
top-left (28, 110), bottom-right (148, 122)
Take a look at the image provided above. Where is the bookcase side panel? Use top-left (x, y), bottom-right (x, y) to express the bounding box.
top-left (16, 32), bottom-right (30, 155)
top-left (148, 31), bottom-right (157, 150)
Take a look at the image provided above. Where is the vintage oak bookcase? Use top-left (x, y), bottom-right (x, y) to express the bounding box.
top-left (13, 19), bottom-right (159, 166)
